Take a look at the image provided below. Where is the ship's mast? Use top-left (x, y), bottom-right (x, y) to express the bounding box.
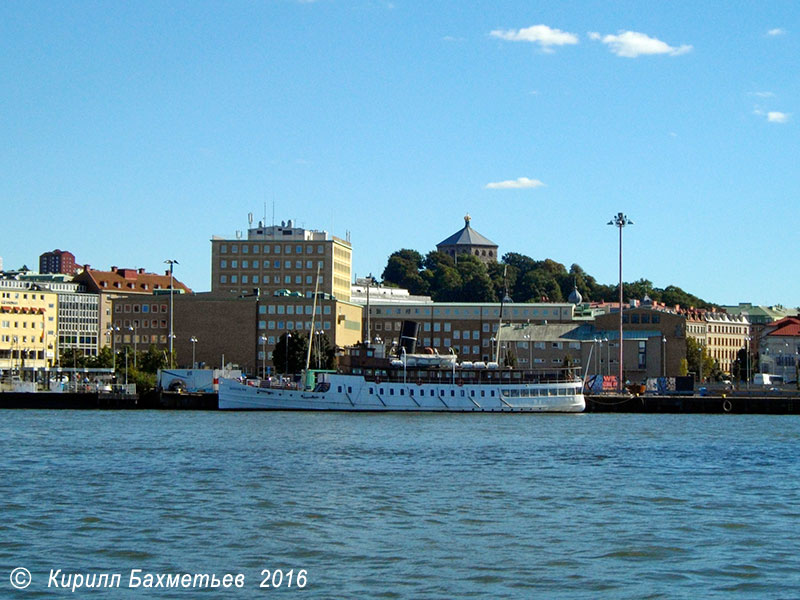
top-left (494, 265), bottom-right (508, 364)
top-left (303, 264), bottom-right (322, 384)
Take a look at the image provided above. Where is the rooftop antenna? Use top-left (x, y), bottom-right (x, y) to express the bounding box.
top-left (248, 212), bottom-right (253, 227)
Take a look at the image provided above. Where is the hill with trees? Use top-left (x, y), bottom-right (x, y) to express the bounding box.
top-left (381, 249), bottom-right (715, 309)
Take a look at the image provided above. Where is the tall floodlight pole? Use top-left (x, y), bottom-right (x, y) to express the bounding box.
top-left (165, 259), bottom-right (179, 368)
top-left (190, 336), bottom-right (198, 368)
top-left (608, 213), bottom-right (633, 391)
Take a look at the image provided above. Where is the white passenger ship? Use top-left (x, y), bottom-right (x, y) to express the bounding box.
top-left (218, 343), bottom-right (585, 413)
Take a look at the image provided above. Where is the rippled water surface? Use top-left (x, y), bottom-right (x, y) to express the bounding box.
top-left (2, 411), bottom-right (800, 598)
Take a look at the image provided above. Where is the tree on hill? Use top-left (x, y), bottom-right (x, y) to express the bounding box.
top-left (380, 248), bottom-right (716, 308)
top-left (382, 249), bottom-right (429, 296)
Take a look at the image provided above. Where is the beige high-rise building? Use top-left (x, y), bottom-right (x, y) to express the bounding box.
top-left (211, 219), bottom-right (352, 302)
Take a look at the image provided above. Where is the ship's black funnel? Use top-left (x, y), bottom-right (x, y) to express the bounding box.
top-left (399, 321), bottom-right (419, 355)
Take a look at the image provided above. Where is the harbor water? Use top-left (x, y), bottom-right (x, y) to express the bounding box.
top-left (1, 411), bottom-right (799, 598)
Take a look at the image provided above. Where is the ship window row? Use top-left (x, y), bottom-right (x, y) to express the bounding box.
top-left (220, 244), bottom-right (326, 255)
top-left (363, 386), bottom-right (498, 398)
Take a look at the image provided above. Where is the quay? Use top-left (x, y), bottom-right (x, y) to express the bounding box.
top-left (0, 391), bottom-right (142, 410)
top-left (586, 391), bottom-right (800, 414)
top-left (4, 388), bottom-right (800, 414)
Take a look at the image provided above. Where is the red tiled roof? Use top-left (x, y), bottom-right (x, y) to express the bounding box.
top-left (74, 266), bottom-right (192, 295)
top-left (767, 317), bottom-right (800, 337)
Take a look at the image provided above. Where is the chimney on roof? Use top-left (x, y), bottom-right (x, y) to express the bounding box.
top-left (138, 268), bottom-right (145, 274)
top-left (110, 266), bottom-right (118, 272)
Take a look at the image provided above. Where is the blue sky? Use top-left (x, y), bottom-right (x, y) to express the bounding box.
top-left (2, 1), bottom-right (798, 307)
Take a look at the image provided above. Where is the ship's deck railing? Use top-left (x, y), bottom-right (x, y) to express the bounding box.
top-left (339, 367), bottom-right (580, 386)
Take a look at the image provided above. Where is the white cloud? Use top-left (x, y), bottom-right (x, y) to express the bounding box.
top-left (590, 30), bottom-right (692, 58)
top-left (752, 91), bottom-right (775, 98)
top-left (490, 25), bottom-right (578, 52)
top-left (768, 28), bottom-right (786, 36)
top-left (754, 108), bottom-right (790, 123)
top-left (767, 111), bottom-right (790, 123)
top-left (485, 177), bottom-right (545, 190)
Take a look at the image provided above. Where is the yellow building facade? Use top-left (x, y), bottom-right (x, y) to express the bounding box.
top-left (0, 287), bottom-right (59, 372)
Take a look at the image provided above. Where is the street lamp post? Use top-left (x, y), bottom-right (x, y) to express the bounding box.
top-left (401, 347), bottom-right (407, 385)
top-left (259, 335), bottom-right (267, 379)
top-left (608, 212), bottom-right (633, 391)
top-left (604, 337), bottom-right (610, 377)
top-left (745, 336), bottom-right (750, 390)
top-left (127, 325), bottom-right (138, 369)
top-left (523, 334), bottom-right (532, 368)
top-left (314, 330), bottom-right (323, 369)
top-left (364, 274), bottom-right (376, 343)
top-left (164, 259), bottom-right (179, 368)
top-left (109, 325), bottom-right (120, 374)
top-left (662, 336), bottom-right (667, 377)
top-left (190, 336), bottom-right (198, 368)
top-left (285, 333), bottom-right (292, 376)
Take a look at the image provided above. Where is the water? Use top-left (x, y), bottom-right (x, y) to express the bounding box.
top-left (1, 411), bottom-right (799, 598)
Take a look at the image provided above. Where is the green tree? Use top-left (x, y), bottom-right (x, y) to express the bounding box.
top-left (382, 249), bottom-right (429, 295)
top-left (423, 251), bottom-right (463, 301)
top-left (272, 331), bottom-right (310, 375)
top-left (310, 331), bottom-right (336, 370)
top-left (139, 345), bottom-right (170, 374)
top-left (686, 337), bottom-right (716, 382)
top-left (488, 262), bottom-right (517, 302)
top-left (86, 346), bottom-right (116, 369)
top-left (456, 255), bottom-right (497, 302)
top-left (679, 358), bottom-right (689, 376)
top-left (59, 348), bottom-right (89, 369)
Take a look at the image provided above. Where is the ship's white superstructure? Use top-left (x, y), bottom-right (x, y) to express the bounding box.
top-left (218, 371), bottom-right (584, 412)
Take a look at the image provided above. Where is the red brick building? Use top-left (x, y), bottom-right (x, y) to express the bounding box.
top-left (39, 249), bottom-right (77, 275)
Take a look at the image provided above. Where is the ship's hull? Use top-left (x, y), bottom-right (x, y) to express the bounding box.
top-left (218, 375), bottom-right (585, 412)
